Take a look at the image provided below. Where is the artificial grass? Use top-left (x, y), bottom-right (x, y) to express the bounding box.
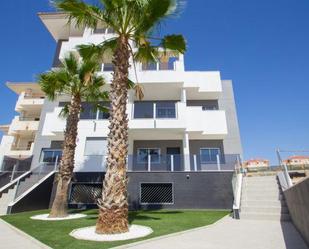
top-left (1, 209), bottom-right (229, 249)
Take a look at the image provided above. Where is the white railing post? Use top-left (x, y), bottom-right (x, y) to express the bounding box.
top-left (126, 155), bottom-right (128, 171)
top-left (54, 156), bottom-right (59, 171)
top-left (171, 155), bottom-right (174, 172)
top-left (217, 154), bottom-right (221, 171)
top-left (193, 154), bottom-right (197, 171)
top-left (148, 154), bottom-right (151, 172)
top-left (10, 164), bottom-right (17, 182)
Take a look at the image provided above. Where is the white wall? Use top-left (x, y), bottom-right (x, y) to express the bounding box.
top-left (0, 135), bottom-right (14, 170)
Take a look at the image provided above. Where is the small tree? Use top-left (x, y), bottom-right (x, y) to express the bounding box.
top-left (55, 0), bottom-right (186, 232)
top-left (38, 52), bottom-right (107, 217)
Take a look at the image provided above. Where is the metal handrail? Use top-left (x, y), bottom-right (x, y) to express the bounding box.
top-left (0, 171), bottom-right (31, 195)
top-left (276, 149), bottom-right (293, 188)
top-left (232, 155), bottom-right (243, 219)
top-left (12, 158), bottom-right (59, 201)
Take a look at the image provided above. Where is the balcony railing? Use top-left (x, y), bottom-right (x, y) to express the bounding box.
top-left (19, 116), bottom-right (40, 121)
top-left (11, 145), bottom-right (33, 151)
top-left (24, 94), bottom-right (45, 99)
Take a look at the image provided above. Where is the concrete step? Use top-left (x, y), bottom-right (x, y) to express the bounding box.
top-left (242, 200), bottom-right (287, 207)
top-left (243, 189), bottom-right (280, 195)
top-left (244, 177), bottom-right (277, 182)
top-left (243, 183), bottom-right (280, 189)
top-left (241, 206), bottom-right (289, 214)
top-left (244, 179), bottom-right (278, 185)
top-left (242, 193), bottom-right (283, 200)
top-left (240, 212), bottom-right (291, 221)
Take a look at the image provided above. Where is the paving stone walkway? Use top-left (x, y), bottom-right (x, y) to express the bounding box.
top-left (116, 217), bottom-right (309, 249)
top-left (0, 218), bottom-right (50, 249)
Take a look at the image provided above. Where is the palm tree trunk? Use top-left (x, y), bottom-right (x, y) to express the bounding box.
top-left (49, 95), bottom-right (81, 218)
top-left (96, 36), bottom-right (130, 234)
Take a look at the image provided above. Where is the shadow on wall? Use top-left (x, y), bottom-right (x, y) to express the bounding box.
top-left (280, 220), bottom-right (309, 249)
top-left (282, 177), bottom-right (309, 248)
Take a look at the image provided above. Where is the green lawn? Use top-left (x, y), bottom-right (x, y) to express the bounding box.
top-left (1, 209), bottom-right (229, 249)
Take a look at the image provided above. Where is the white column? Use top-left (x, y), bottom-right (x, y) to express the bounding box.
top-left (216, 154), bottom-right (221, 171)
top-left (181, 88), bottom-right (187, 103)
top-left (183, 132), bottom-right (191, 171)
top-left (170, 155), bottom-right (174, 172)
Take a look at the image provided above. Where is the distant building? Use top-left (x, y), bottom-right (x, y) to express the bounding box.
top-left (283, 156), bottom-right (309, 166)
top-left (244, 159), bottom-right (269, 168)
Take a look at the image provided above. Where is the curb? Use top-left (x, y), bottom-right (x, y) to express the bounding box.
top-left (112, 214), bottom-right (231, 249)
top-left (0, 218), bottom-right (52, 249)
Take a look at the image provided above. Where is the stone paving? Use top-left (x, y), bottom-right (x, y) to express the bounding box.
top-left (116, 216), bottom-right (309, 249)
top-left (0, 218), bottom-right (50, 249)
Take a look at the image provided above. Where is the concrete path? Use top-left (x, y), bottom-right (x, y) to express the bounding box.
top-left (0, 218), bottom-right (51, 249)
top-left (118, 217), bottom-right (308, 249)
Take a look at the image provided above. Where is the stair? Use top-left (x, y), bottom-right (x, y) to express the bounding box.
top-left (0, 185), bottom-right (17, 215)
top-left (0, 173), bottom-right (38, 215)
top-left (240, 175), bottom-right (291, 221)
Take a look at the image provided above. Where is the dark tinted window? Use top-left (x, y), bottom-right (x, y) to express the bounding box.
top-left (156, 101), bottom-right (176, 118)
top-left (98, 102), bottom-right (110, 119)
top-left (134, 102), bottom-right (154, 118)
top-left (80, 103), bottom-right (97, 119)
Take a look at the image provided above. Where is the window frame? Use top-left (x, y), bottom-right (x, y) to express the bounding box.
top-left (137, 148), bottom-right (161, 164)
top-left (84, 137), bottom-right (107, 156)
top-left (40, 149), bottom-right (63, 163)
top-left (199, 147), bottom-right (221, 164)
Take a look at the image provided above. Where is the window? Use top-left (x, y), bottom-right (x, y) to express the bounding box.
top-left (84, 137), bottom-right (107, 156)
top-left (156, 102), bottom-right (176, 118)
top-left (80, 103), bottom-right (97, 120)
top-left (94, 27), bottom-right (115, 34)
top-left (58, 102), bottom-right (70, 107)
top-left (98, 102), bottom-right (110, 120)
top-left (102, 63), bottom-right (114, 72)
top-left (106, 28), bottom-right (115, 34)
top-left (93, 27), bottom-right (107, 34)
top-left (137, 148), bottom-right (160, 163)
top-left (159, 57), bottom-right (178, 71)
top-left (202, 105), bottom-right (218, 111)
top-left (134, 101), bottom-right (177, 119)
top-left (142, 62), bottom-right (157, 71)
top-left (41, 149), bottom-right (62, 163)
top-left (200, 148), bottom-right (221, 163)
top-left (134, 102), bottom-right (154, 119)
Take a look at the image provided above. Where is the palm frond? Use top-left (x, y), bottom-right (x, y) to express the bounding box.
top-left (77, 38), bottom-right (117, 62)
top-left (53, 0), bottom-right (103, 28)
top-left (59, 103), bottom-right (70, 117)
top-left (63, 52), bottom-right (79, 75)
top-left (134, 43), bottom-right (159, 63)
top-left (160, 34), bottom-right (186, 54)
top-left (134, 83), bottom-right (144, 100)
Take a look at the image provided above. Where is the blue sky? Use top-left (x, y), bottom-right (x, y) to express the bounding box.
top-left (0, 0), bottom-right (309, 164)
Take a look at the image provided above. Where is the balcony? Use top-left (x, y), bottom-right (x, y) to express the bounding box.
top-left (8, 116), bottom-right (40, 135)
top-left (15, 93), bottom-right (45, 112)
top-left (6, 142), bottom-right (34, 159)
top-left (186, 107), bottom-right (228, 138)
top-left (129, 101), bottom-right (186, 131)
top-left (128, 154), bottom-right (239, 172)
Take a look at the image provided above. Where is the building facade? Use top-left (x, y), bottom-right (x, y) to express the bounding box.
top-left (0, 12), bottom-right (242, 212)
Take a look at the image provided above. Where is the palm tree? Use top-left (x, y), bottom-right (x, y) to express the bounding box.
top-left (38, 52), bottom-right (107, 218)
top-left (54, 0), bottom-right (186, 233)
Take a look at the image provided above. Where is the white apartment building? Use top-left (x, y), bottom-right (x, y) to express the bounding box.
top-left (0, 12), bottom-right (242, 213)
top-left (0, 12), bottom-right (242, 174)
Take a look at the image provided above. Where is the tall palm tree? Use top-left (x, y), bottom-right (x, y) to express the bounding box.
top-left (54, 0), bottom-right (186, 233)
top-left (38, 52), bottom-right (107, 218)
